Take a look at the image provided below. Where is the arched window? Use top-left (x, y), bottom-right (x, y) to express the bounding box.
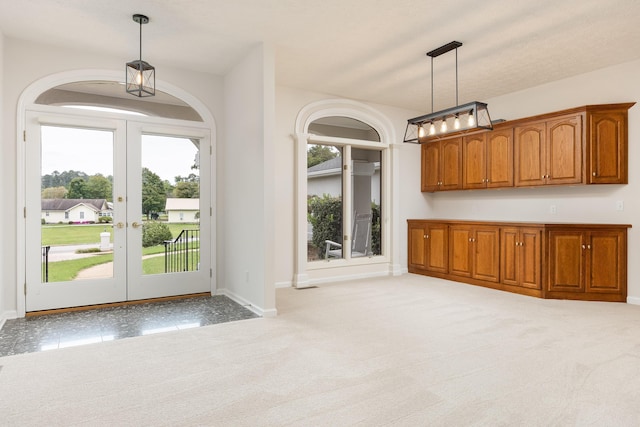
top-left (293, 100), bottom-right (397, 288)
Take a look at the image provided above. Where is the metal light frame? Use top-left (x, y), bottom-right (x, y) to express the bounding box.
top-left (404, 41), bottom-right (492, 143)
top-left (126, 14), bottom-right (155, 97)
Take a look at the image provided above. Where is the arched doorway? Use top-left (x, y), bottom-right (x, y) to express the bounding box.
top-left (17, 72), bottom-right (216, 313)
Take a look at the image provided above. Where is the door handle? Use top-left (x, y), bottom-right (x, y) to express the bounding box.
top-left (116, 222), bottom-right (125, 229)
top-left (132, 222), bottom-right (142, 229)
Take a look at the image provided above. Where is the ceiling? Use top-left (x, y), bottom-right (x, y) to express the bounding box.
top-left (1, 0), bottom-right (640, 113)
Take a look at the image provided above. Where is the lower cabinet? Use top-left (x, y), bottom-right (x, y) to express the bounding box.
top-left (408, 220), bottom-right (629, 302)
top-left (547, 227), bottom-right (627, 301)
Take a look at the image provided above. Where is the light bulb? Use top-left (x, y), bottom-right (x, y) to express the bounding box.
top-left (136, 71), bottom-right (143, 85)
top-left (418, 125), bottom-right (426, 138)
top-left (454, 115), bottom-right (461, 130)
top-left (440, 120), bottom-right (447, 133)
top-left (468, 113), bottom-right (475, 127)
top-left (429, 122), bottom-right (436, 135)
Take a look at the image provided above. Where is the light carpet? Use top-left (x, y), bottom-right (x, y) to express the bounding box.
top-left (1, 274), bottom-right (640, 426)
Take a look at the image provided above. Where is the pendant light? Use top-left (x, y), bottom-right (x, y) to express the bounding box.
top-left (126, 14), bottom-right (155, 97)
top-left (404, 41), bottom-right (492, 143)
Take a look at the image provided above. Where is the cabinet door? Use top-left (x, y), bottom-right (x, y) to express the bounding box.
top-left (421, 142), bottom-right (440, 192)
top-left (500, 227), bottom-right (519, 286)
top-left (486, 128), bottom-right (514, 188)
top-left (546, 115), bottom-right (582, 185)
top-left (425, 224), bottom-right (448, 273)
top-left (589, 111), bottom-right (627, 184)
top-left (408, 222), bottom-right (427, 271)
top-left (586, 230), bottom-right (625, 294)
top-left (440, 138), bottom-right (463, 190)
top-left (519, 228), bottom-right (542, 289)
top-left (548, 230), bottom-right (585, 292)
top-left (514, 122), bottom-right (546, 187)
top-left (449, 225), bottom-right (472, 278)
top-left (463, 134), bottom-right (486, 189)
top-left (473, 226), bottom-right (499, 283)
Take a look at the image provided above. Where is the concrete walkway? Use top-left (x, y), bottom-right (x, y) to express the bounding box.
top-left (75, 253), bottom-right (165, 279)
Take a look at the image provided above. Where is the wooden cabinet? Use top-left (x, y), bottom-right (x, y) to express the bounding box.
top-left (449, 225), bottom-right (499, 282)
top-left (408, 221), bottom-right (448, 273)
top-left (500, 227), bottom-right (542, 290)
top-left (547, 227), bottom-right (627, 301)
top-left (407, 220), bottom-right (629, 302)
top-left (514, 115), bottom-right (582, 187)
top-left (421, 103), bottom-right (633, 192)
top-left (588, 108), bottom-right (628, 184)
top-left (463, 129), bottom-right (514, 189)
top-left (421, 138), bottom-right (462, 192)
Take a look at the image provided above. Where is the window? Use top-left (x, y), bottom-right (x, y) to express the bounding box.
top-left (79, 212), bottom-right (85, 220)
top-left (45, 211), bottom-right (49, 217)
top-left (65, 212), bottom-right (69, 219)
top-left (305, 117), bottom-right (384, 264)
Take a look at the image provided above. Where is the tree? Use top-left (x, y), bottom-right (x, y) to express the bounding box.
top-left (174, 173), bottom-right (199, 183)
top-left (42, 186), bottom-right (68, 199)
top-left (173, 181), bottom-right (199, 198)
top-left (85, 174), bottom-right (113, 200)
top-left (67, 177), bottom-right (88, 199)
top-left (307, 145), bottom-right (338, 168)
top-left (142, 167), bottom-right (166, 219)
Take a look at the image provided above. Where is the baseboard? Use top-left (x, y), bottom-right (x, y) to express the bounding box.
top-left (390, 263), bottom-right (404, 276)
top-left (275, 281), bottom-right (292, 289)
top-left (217, 288), bottom-right (278, 318)
top-left (0, 310), bottom-right (18, 330)
top-left (627, 296), bottom-right (640, 305)
top-left (308, 270), bottom-right (390, 286)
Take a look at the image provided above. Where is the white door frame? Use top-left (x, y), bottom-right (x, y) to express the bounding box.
top-left (16, 70), bottom-right (216, 317)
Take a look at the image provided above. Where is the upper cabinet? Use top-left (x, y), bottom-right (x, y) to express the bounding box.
top-left (421, 138), bottom-right (462, 191)
top-left (422, 103), bottom-right (633, 192)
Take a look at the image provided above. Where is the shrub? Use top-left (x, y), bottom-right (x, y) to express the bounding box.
top-left (41, 218), bottom-right (46, 225)
top-left (142, 221), bottom-right (172, 247)
top-left (371, 202), bottom-right (381, 255)
top-left (98, 216), bottom-right (113, 223)
top-left (307, 195), bottom-right (342, 258)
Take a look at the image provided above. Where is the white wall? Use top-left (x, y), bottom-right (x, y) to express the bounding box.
top-left (0, 37), bottom-right (225, 317)
top-left (423, 59), bottom-right (640, 303)
top-left (222, 43), bottom-right (276, 315)
top-left (0, 33), bottom-right (5, 321)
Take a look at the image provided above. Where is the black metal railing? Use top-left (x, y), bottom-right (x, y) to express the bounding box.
top-left (164, 229), bottom-right (200, 273)
top-left (42, 245), bottom-right (51, 282)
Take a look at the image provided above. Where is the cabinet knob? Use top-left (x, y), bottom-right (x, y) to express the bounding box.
top-left (587, 244), bottom-right (591, 250)
top-left (582, 244), bottom-right (586, 250)
top-left (424, 234), bottom-right (429, 239)
top-left (592, 172), bottom-right (597, 177)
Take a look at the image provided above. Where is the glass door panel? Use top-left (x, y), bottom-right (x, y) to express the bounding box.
top-left (26, 112), bottom-right (127, 311)
top-left (140, 135), bottom-right (200, 277)
top-left (126, 124), bottom-right (211, 301)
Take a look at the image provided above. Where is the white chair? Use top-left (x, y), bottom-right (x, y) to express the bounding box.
top-left (325, 212), bottom-right (373, 260)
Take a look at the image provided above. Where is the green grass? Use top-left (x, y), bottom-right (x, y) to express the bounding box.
top-left (41, 223), bottom-right (199, 246)
top-left (46, 254), bottom-right (113, 282)
top-left (46, 244), bottom-right (201, 281)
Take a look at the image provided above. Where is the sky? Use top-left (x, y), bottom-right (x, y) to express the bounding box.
top-left (41, 126), bottom-right (199, 183)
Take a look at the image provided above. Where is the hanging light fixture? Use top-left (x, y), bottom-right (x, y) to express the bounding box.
top-left (404, 41), bottom-right (492, 143)
top-left (126, 14), bottom-right (155, 97)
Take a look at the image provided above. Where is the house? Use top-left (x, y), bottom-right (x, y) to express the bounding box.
top-left (1, 2), bottom-right (640, 420)
top-left (41, 198), bottom-right (112, 224)
top-left (164, 198), bottom-right (199, 223)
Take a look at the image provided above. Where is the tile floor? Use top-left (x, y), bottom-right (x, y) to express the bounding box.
top-left (0, 295), bottom-right (258, 357)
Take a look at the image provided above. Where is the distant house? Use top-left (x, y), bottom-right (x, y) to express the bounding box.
top-left (41, 199), bottom-right (112, 224)
top-left (165, 198), bottom-right (200, 223)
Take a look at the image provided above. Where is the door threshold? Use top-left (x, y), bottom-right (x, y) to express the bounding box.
top-left (25, 293), bottom-right (211, 317)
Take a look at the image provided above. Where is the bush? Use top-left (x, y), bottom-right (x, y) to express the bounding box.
top-left (41, 218), bottom-right (46, 225)
top-left (98, 216), bottom-right (113, 223)
top-left (142, 221), bottom-right (173, 247)
top-left (308, 195), bottom-right (342, 258)
top-left (307, 195), bottom-right (382, 258)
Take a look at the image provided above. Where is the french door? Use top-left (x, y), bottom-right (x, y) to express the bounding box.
top-left (25, 109), bottom-right (211, 312)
